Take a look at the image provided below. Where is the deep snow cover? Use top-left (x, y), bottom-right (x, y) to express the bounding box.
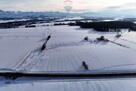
top-left (0, 25), bottom-right (136, 90)
top-left (0, 25), bottom-right (136, 72)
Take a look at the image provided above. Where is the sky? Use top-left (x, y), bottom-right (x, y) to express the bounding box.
top-left (0, 0), bottom-right (136, 13)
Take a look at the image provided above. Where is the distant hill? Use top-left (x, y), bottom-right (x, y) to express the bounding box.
top-left (0, 10), bottom-right (74, 19)
top-left (0, 10), bottom-right (136, 20)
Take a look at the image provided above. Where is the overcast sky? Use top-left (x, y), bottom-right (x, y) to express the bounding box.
top-left (0, 0), bottom-right (136, 13)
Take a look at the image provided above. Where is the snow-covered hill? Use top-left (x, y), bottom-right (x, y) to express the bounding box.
top-left (1, 24), bottom-right (136, 90)
top-left (0, 25), bottom-right (136, 72)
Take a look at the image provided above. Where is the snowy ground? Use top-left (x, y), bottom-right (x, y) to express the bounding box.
top-left (0, 25), bottom-right (136, 72)
top-left (0, 19), bottom-right (30, 23)
top-left (1, 78), bottom-right (136, 91)
top-left (1, 25), bottom-right (136, 90)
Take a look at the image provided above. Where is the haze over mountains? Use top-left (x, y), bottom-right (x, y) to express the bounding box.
top-left (0, 10), bottom-right (136, 19)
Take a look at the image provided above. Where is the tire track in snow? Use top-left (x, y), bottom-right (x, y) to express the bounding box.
top-left (108, 40), bottom-right (129, 48)
top-left (112, 38), bottom-right (136, 51)
top-left (23, 56), bottom-right (41, 71)
top-left (32, 50), bottom-right (51, 71)
top-left (26, 30), bottom-right (57, 71)
top-left (7, 51), bottom-right (31, 69)
top-left (19, 50), bottom-right (46, 71)
top-left (16, 51), bottom-right (33, 69)
top-left (119, 38), bottom-right (136, 45)
top-left (11, 49), bottom-right (42, 71)
top-left (31, 51), bottom-right (48, 71)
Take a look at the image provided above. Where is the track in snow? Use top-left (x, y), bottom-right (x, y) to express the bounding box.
top-left (119, 38), bottom-right (136, 45)
top-left (108, 40), bottom-right (130, 48)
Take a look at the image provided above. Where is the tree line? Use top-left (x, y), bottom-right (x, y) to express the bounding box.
top-left (69, 21), bottom-right (136, 32)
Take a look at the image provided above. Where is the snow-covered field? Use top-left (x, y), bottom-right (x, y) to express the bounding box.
top-left (1, 25), bottom-right (136, 90)
top-left (0, 19), bottom-right (30, 23)
top-left (0, 25), bottom-right (136, 72)
top-left (0, 78), bottom-right (136, 91)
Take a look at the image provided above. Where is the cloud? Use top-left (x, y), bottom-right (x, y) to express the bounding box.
top-left (0, 0), bottom-right (136, 14)
top-left (0, 0), bottom-right (64, 11)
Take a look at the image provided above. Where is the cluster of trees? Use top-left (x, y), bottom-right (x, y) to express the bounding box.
top-left (0, 18), bottom-right (55, 29)
top-left (54, 23), bottom-right (68, 26)
top-left (0, 20), bottom-right (38, 29)
top-left (25, 25), bottom-right (36, 28)
top-left (72, 21), bottom-right (136, 32)
top-left (54, 22), bottom-right (78, 26)
top-left (0, 21), bottom-right (25, 28)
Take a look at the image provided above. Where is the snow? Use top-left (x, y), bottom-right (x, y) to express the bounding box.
top-left (54, 21), bottom-right (75, 24)
top-left (0, 19), bottom-right (31, 23)
top-left (57, 17), bottom-right (84, 21)
top-left (0, 26), bottom-right (136, 72)
top-left (0, 24), bottom-right (136, 90)
top-left (0, 78), bottom-right (136, 91)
